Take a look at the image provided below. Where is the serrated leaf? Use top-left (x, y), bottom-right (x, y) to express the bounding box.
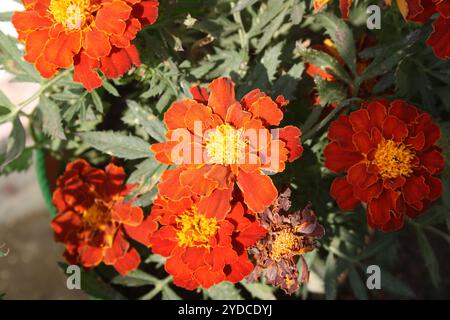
top-left (124, 100), bottom-right (166, 142)
top-left (0, 147), bottom-right (32, 176)
top-left (102, 79), bottom-right (120, 97)
top-left (261, 42), bottom-right (284, 83)
top-left (91, 90), bottom-right (103, 113)
top-left (297, 47), bottom-right (352, 85)
top-left (79, 131), bottom-right (151, 160)
top-left (290, 1), bottom-right (305, 25)
top-left (272, 62), bottom-right (305, 100)
top-left (348, 266), bottom-right (368, 300)
top-left (241, 282), bottom-right (276, 300)
top-left (0, 117), bottom-right (25, 172)
top-left (316, 13), bottom-right (356, 75)
top-left (315, 78), bottom-right (347, 106)
top-left (232, 0), bottom-right (259, 13)
top-left (39, 97), bottom-right (66, 140)
top-left (206, 282), bottom-right (243, 300)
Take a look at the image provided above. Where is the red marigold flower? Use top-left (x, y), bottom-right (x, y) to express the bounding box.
top-left (324, 99), bottom-right (445, 231)
top-left (148, 193), bottom-right (267, 290)
top-left (248, 188), bottom-right (325, 295)
top-left (151, 77), bottom-right (303, 216)
top-left (12, 0), bottom-right (159, 91)
top-left (51, 159), bottom-right (156, 275)
top-left (314, 0), bottom-right (353, 20)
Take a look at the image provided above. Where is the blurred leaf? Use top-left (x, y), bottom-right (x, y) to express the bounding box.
top-left (111, 270), bottom-right (159, 287)
top-left (58, 262), bottom-right (124, 300)
top-left (324, 251), bottom-right (338, 300)
top-left (316, 13), bottom-right (356, 75)
top-left (206, 282), bottom-right (243, 300)
top-left (232, 0), bottom-right (260, 13)
top-left (39, 97), bottom-right (66, 140)
top-left (348, 265), bottom-right (368, 300)
top-left (0, 147), bottom-right (32, 176)
top-left (381, 270), bottom-right (415, 298)
top-left (315, 78), bottom-right (347, 106)
top-left (415, 226), bottom-right (441, 288)
top-left (290, 1), bottom-right (305, 25)
top-left (0, 30), bottom-right (40, 82)
top-left (0, 12), bottom-right (13, 21)
top-left (162, 286), bottom-right (182, 300)
top-left (272, 62), bottom-right (305, 100)
top-left (90, 90), bottom-right (103, 113)
top-left (0, 117), bottom-right (25, 172)
top-left (241, 282), bottom-right (276, 300)
top-left (102, 79), bottom-right (120, 97)
top-left (79, 131), bottom-right (152, 160)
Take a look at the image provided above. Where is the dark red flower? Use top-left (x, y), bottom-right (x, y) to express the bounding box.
top-left (324, 99), bottom-right (444, 231)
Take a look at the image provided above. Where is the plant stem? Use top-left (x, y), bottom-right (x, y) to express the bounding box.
top-left (139, 275), bottom-right (173, 300)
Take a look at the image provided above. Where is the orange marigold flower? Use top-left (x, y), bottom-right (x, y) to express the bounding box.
top-left (314, 0), bottom-right (353, 20)
top-left (151, 77), bottom-right (303, 216)
top-left (12, 0), bottom-right (159, 91)
top-left (324, 99), bottom-right (445, 231)
top-left (148, 193), bottom-right (267, 290)
top-left (248, 188), bottom-right (324, 295)
top-left (51, 159), bottom-right (156, 275)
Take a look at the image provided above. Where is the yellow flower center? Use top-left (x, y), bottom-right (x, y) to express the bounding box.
top-left (83, 203), bottom-right (110, 230)
top-left (176, 206), bottom-right (219, 248)
top-left (49, 0), bottom-right (91, 30)
top-left (205, 124), bottom-right (246, 165)
top-left (270, 229), bottom-right (297, 261)
top-left (373, 139), bottom-right (415, 179)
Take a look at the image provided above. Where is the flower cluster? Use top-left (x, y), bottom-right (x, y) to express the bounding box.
top-left (12, 0), bottom-right (159, 91)
top-left (324, 99), bottom-right (444, 231)
top-left (51, 159), bottom-right (153, 275)
top-left (248, 188), bottom-right (325, 294)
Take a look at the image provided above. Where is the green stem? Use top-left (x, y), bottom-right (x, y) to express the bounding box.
top-left (139, 275), bottom-right (173, 300)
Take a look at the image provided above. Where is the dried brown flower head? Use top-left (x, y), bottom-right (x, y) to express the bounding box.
top-left (248, 188), bottom-right (325, 294)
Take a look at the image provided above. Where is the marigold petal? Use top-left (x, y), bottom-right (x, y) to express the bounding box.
top-left (340, 0), bottom-right (352, 20)
top-left (324, 141), bottom-right (364, 172)
top-left (24, 29), bottom-right (49, 63)
top-left (83, 28), bottom-right (112, 59)
top-left (237, 171), bottom-right (277, 213)
top-left (95, 1), bottom-right (132, 35)
top-left (349, 108), bottom-right (371, 133)
top-left (124, 216), bottom-right (157, 247)
top-left (100, 46), bottom-right (140, 79)
top-left (330, 176), bottom-right (360, 210)
top-left (247, 96), bottom-right (284, 126)
top-left (78, 244), bottom-right (104, 267)
top-left (132, 0), bottom-right (159, 26)
top-left (382, 115), bottom-right (408, 142)
top-left (197, 187), bottom-right (233, 220)
top-left (113, 248), bottom-right (141, 276)
top-left (278, 125), bottom-right (303, 162)
top-left (11, 11), bottom-right (52, 34)
top-left (44, 31), bottom-right (81, 68)
top-left (208, 77), bottom-right (237, 120)
top-left (73, 52), bottom-right (102, 91)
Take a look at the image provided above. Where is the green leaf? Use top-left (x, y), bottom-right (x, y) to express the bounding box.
top-left (0, 117), bottom-right (26, 172)
top-left (290, 1), bottom-right (305, 25)
top-left (111, 270), bottom-right (159, 287)
top-left (91, 90), bottom-right (103, 113)
top-left (380, 270), bottom-right (415, 298)
top-left (124, 100), bottom-right (166, 142)
top-left (415, 226), bottom-right (440, 288)
top-left (0, 30), bottom-right (40, 82)
top-left (347, 266), bottom-right (368, 300)
top-left (58, 263), bottom-right (124, 300)
top-left (102, 79), bottom-right (120, 97)
top-left (232, 0), bottom-right (260, 13)
top-left (324, 251), bottom-right (338, 300)
top-left (272, 62), bottom-right (305, 100)
top-left (297, 47), bottom-right (352, 85)
top-left (0, 147), bottom-right (33, 176)
top-left (315, 78), bottom-right (347, 106)
top-left (162, 286), bottom-right (182, 300)
top-left (79, 131), bottom-right (152, 160)
top-left (316, 13), bottom-right (356, 75)
top-left (241, 282), bottom-right (276, 300)
top-left (261, 42), bottom-right (284, 83)
top-left (206, 282), bottom-right (243, 300)
top-left (39, 97), bottom-right (66, 140)
top-left (0, 12), bottom-right (13, 22)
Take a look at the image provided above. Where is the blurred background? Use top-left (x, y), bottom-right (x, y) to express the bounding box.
top-left (0, 0), bottom-right (86, 299)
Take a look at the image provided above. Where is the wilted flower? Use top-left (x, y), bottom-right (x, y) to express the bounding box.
top-left (148, 192), bottom-right (266, 290)
top-left (324, 99), bottom-right (445, 231)
top-left (12, 0), bottom-right (159, 90)
top-left (51, 159), bottom-right (155, 275)
top-left (151, 77), bottom-right (303, 216)
top-left (248, 188), bottom-right (325, 295)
